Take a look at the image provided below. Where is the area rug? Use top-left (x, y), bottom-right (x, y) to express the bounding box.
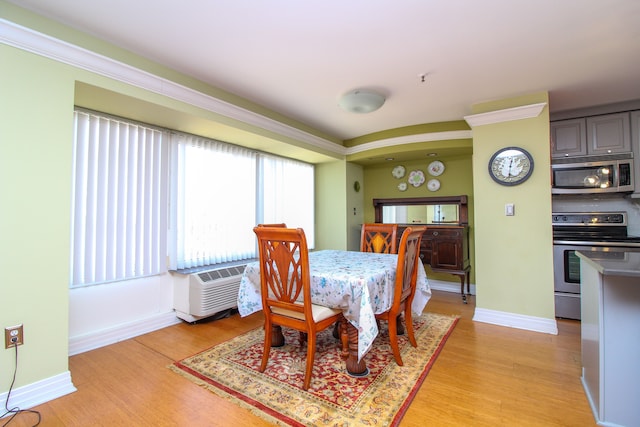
top-left (170, 312), bottom-right (458, 426)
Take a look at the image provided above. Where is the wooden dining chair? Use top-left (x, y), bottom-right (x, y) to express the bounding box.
top-left (360, 223), bottom-right (399, 254)
top-left (375, 225), bottom-right (426, 366)
top-left (253, 226), bottom-right (346, 390)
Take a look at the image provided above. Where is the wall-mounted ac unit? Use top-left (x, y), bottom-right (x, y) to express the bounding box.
top-left (174, 264), bottom-right (246, 323)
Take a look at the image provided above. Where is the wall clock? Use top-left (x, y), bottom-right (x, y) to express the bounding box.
top-left (488, 147), bottom-right (534, 186)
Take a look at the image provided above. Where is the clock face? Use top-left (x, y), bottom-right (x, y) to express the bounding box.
top-left (488, 147), bottom-right (534, 186)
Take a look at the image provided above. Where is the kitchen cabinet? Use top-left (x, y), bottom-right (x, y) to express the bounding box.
top-left (586, 112), bottom-right (631, 155)
top-left (577, 251), bottom-right (640, 427)
top-left (398, 225), bottom-right (471, 303)
top-left (551, 118), bottom-right (587, 158)
top-left (631, 110), bottom-right (640, 198)
top-left (551, 112), bottom-right (631, 158)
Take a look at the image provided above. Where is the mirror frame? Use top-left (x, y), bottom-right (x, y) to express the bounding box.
top-left (373, 195), bottom-right (468, 225)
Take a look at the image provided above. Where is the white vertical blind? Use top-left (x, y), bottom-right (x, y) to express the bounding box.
top-left (169, 133), bottom-right (257, 269)
top-left (71, 111), bottom-right (167, 286)
top-left (260, 154), bottom-right (315, 248)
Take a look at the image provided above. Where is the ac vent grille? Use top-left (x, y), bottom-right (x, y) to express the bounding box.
top-left (197, 265), bottom-right (246, 283)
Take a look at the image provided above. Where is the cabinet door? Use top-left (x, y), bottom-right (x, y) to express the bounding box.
top-left (551, 118), bottom-right (587, 158)
top-left (587, 112), bottom-right (631, 155)
top-left (432, 238), bottom-right (462, 269)
top-left (631, 111), bottom-right (640, 198)
top-left (427, 228), bottom-right (464, 270)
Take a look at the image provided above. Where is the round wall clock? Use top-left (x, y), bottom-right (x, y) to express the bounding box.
top-left (488, 147), bottom-right (534, 186)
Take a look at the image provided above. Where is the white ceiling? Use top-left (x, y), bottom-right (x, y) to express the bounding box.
top-left (8, 0), bottom-right (640, 141)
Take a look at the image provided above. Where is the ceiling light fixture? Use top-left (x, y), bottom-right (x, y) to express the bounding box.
top-left (339, 89), bottom-right (385, 114)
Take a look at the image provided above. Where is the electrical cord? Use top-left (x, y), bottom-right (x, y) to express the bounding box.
top-left (2, 343), bottom-right (41, 426)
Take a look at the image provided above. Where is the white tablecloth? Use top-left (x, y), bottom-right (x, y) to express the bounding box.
top-left (237, 249), bottom-right (431, 360)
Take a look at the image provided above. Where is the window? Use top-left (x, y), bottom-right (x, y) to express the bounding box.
top-left (71, 110), bottom-right (315, 285)
top-left (168, 133), bottom-right (314, 269)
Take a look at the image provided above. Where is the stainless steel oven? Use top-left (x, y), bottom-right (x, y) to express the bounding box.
top-left (552, 212), bottom-right (640, 320)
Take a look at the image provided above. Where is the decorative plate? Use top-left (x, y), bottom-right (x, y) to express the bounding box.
top-left (397, 182), bottom-right (407, 192)
top-left (392, 165), bottom-right (406, 179)
top-left (427, 178), bottom-right (441, 192)
top-left (408, 170), bottom-right (425, 187)
top-left (428, 160), bottom-right (445, 176)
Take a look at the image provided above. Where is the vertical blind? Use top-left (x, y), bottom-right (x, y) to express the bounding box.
top-left (168, 133), bottom-right (257, 269)
top-left (260, 154), bottom-right (315, 247)
top-left (71, 111), bottom-right (168, 286)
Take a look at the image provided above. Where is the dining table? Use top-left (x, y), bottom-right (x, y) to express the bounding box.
top-left (237, 249), bottom-right (431, 376)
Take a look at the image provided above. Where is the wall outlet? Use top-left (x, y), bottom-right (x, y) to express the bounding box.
top-left (4, 324), bottom-right (24, 348)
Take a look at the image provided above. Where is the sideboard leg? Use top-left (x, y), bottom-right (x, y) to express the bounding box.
top-left (459, 274), bottom-right (467, 304)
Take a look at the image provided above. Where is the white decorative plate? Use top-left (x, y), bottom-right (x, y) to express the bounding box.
top-left (392, 165), bottom-right (406, 179)
top-left (428, 160), bottom-right (445, 176)
top-left (427, 178), bottom-right (441, 192)
top-left (397, 182), bottom-right (407, 191)
top-left (408, 170), bottom-right (425, 187)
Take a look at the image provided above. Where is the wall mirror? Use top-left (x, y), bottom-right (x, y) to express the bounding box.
top-left (373, 196), bottom-right (468, 225)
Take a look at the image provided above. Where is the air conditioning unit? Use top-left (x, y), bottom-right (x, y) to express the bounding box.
top-left (173, 264), bottom-right (247, 323)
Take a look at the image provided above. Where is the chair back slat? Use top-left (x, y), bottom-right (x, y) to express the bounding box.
top-left (254, 227), bottom-right (310, 318)
top-left (394, 226), bottom-right (426, 306)
top-left (360, 223), bottom-right (398, 254)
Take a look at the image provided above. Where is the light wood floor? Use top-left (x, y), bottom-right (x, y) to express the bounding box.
top-left (8, 291), bottom-right (596, 426)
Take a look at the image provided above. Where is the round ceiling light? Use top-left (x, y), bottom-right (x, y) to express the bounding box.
top-left (338, 89), bottom-right (385, 114)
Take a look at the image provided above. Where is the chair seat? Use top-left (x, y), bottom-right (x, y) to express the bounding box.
top-left (272, 304), bottom-right (342, 322)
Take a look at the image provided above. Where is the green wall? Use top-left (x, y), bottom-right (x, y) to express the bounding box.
top-left (470, 92), bottom-right (555, 319)
top-left (0, 43), bottom-right (74, 388)
top-left (315, 161), bottom-right (349, 250)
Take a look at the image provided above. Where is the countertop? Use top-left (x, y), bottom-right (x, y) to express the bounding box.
top-left (577, 250), bottom-right (640, 278)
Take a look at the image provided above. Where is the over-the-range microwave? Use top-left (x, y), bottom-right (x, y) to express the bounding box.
top-left (551, 153), bottom-right (634, 194)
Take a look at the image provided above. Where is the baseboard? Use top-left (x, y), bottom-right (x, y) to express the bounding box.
top-left (0, 371), bottom-right (76, 417)
top-left (473, 307), bottom-right (558, 335)
top-left (69, 311), bottom-right (181, 356)
top-left (428, 278), bottom-right (475, 296)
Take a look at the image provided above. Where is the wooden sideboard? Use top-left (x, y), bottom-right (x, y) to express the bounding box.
top-left (372, 196), bottom-right (471, 303)
top-left (397, 225), bottom-right (471, 303)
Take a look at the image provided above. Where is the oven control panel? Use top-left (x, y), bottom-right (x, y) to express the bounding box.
top-left (552, 212), bottom-right (626, 226)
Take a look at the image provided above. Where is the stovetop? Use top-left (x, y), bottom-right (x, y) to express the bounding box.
top-left (552, 211), bottom-right (640, 245)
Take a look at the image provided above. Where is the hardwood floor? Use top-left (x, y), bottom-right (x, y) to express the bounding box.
top-left (7, 291), bottom-right (596, 426)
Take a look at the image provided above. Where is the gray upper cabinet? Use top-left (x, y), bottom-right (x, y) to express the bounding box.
top-left (552, 112), bottom-right (631, 158)
top-left (551, 118), bottom-right (587, 158)
top-left (586, 112), bottom-right (631, 155)
top-left (631, 110), bottom-right (640, 198)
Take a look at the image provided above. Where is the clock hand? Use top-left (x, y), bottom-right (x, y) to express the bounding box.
top-left (501, 158), bottom-right (512, 178)
top-left (510, 158), bottom-right (523, 176)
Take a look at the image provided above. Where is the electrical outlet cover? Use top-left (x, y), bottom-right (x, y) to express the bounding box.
top-left (4, 324), bottom-right (23, 348)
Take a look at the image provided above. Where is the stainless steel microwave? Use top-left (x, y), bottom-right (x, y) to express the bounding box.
top-left (551, 154), bottom-right (634, 194)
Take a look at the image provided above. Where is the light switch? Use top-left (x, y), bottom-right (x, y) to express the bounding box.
top-left (505, 203), bottom-right (515, 216)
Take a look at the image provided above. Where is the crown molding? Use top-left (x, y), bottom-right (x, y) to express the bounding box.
top-left (344, 130), bottom-right (472, 155)
top-left (464, 102), bottom-right (547, 127)
top-left (0, 18), bottom-right (343, 155)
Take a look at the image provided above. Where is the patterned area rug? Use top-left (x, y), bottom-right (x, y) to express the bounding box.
top-left (170, 312), bottom-right (458, 426)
